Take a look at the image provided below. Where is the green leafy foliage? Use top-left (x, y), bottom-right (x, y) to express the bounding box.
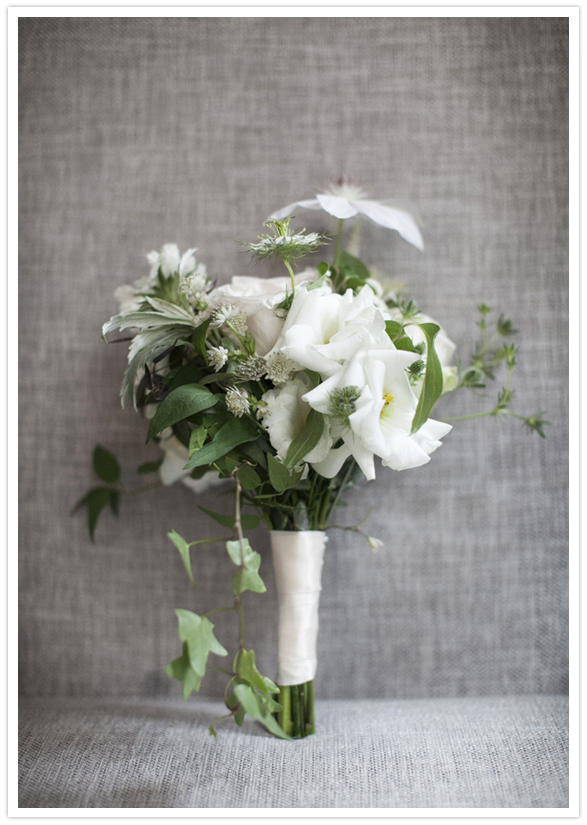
top-left (226, 538), bottom-right (266, 595)
top-left (407, 322), bottom-right (443, 434)
top-left (284, 409), bottom-right (325, 469)
top-left (235, 649), bottom-right (279, 696)
top-left (197, 505), bottom-right (261, 531)
top-left (93, 445), bottom-right (121, 483)
top-left (146, 384), bottom-right (217, 442)
top-left (72, 487), bottom-right (119, 542)
top-left (168, 529), bottom-right (195, 588)
top-left (166, 642), bottom-right (203, 699)
top-left (385, 320), bottom-right (419, 353)
top-left (184, 417), bottom-right (259, 469)
top-left (267, 453), bottom-right (292, 493)
top-left (192, 318), bottom-right (212, 362)
top-left (233, 683), bottom-right (291, 740)
top-left (172, 609), bottom-right (228, 687)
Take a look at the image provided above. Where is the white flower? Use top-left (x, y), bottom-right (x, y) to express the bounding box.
top-left (367, 536), bottom-right (384, 552)
top-left (207, 345), bottom-right (229, 371)
top-left (261, 376), bottom-right (333, 466)
top-left (268, 283), bottom-right (391, 378)
top-left (225, 387), bottom-right (250, 418)
top-left (264, 352), bottom-right (296, 385)
top-left (157, 430), bottom-right (224, 494)
top-left (206, 270), bottom-right (316, 356)
top-left (387, 307), bottom-right (457, 396)
top-left (114, 284), bottom-right (143, 313)
top-left (147, 244), bottom-right (199, 279)
top-left (268, 180), bottom-right (424, 251)
top-left (303, 347), bottom-right (452, 480)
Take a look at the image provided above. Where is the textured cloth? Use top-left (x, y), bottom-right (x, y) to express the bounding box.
top-left (18, 695), bottom-right (568, 809)
top-left (18, 17), bottom-right (568, 702)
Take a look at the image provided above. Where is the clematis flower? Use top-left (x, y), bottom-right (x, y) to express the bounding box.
top-left (303, 347), bottom-right (451, 480)
top-left (268, 180), bottom-right (424, 251)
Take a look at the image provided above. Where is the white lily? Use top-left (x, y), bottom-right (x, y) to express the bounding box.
top-left (268, 180), bottom-right (424, 251)
top-left (303, 347), bottom-right (451, 480)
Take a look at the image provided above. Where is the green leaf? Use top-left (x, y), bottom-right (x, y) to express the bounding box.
top-left (167, 362), bottom-right (204, 392)
top-left (175, 609), bottom-right (228, 679)
top-left (235, 649), bottom-right (279, 696)
top-left (192, 318), bottom-right (212, 362)
top-left (184, 417), bottom-right (259, 469)
top-left (241, 441), bottom-right (268, 470)
top-left (137, 457), bottom-right (164, 475)
top-left (146, 384), bottom-right (217, 442)
top-left (238, 465), bottom-right (262, 490)
top-left (385, 320), bottom-right (419, 353)
top-left (226, 539), bottom-right (266, 594)
top-left (338, 251), bottom-right (370, 281)
top-left (408, 322), bottom-right (444, 434)
top-left (93, 445), bottom-right (121, 483)
top-left (197, 505), bottom-right (261, 531)
top-left (188, 425), bottom-right (208, 457)
top-left (166, 642), bottom-right (203, 699)
top-left (267, 453), bottom-right (292, 493)
top-left (168, 529), bottom-right (195, 588)
top-left (72, 487), bottom-right (115, 542)
top-left (316, 261), bottom-right (330, 277)
top-left (284, 408), bottom-right (325, 469)
top-left (233, 683), bottom-right (292, 740)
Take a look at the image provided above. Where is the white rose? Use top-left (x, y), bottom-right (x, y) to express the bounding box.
top-left (207, 269), bottom-right (316, 356)
top-left (303, 346), bottom-right (452, 480)
top-left (269, 284), bottom-right (390, 378)
top-left (158, 430), bottom-right (225, 494)
top-left (261, 375), bottom-right (333, 467)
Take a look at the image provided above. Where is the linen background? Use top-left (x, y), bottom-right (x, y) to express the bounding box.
top-left (18, 17), bottom-right (568, 701)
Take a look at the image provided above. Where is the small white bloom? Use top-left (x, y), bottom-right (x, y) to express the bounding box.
top-left (268, 179), bottom-right (424, 251)
top-left (210, 304), bottom-right (248, 337)
top-left (225, 387), bottom-right (250, 418)
top-left (208, 345), bottom-right (229, 372)
top-left (147, 244), bottom-right (199, 280)
top-left (264, 352), bottom-right (297, 384)
top-left (114, 284), bottom-right (143, 313)
top-left (367, 536), bottom-right (384, 552)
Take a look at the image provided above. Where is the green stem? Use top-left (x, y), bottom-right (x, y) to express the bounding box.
top-left (276, 681), bottom-right (315, 738)
top-left (284, 260), bottom-right (296, 296)
top-left (333, 219), bottom-right (344, 266)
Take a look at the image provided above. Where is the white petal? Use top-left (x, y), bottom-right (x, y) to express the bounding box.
top-left (316, 194), bottom-right (359, 219)
top-left (267, 199), bottom-right (322, 221)
top-left (353, 201), bottom-right (424, 251)
top-left (310, 444), bottom-right (352, 478)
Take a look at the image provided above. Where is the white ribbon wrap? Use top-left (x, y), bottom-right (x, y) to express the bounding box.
top-left (269, 530), bottom-right (327, 686)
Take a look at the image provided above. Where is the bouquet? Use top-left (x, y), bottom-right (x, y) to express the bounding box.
top-left (77, 180), bottom-right (547, 740)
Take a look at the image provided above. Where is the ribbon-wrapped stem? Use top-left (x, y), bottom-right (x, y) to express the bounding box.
top-left (270, 530), bottom-right (327, 738)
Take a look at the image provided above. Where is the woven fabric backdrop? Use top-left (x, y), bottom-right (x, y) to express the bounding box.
top-left (18, 16), bottom-right (568, 700)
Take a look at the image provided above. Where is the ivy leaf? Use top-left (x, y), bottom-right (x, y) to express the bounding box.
top-left (283, 409), bottom-right (324, 469)
top-left (72, 487), bottom-right (117, 542)
top-left (197, 505), bottom-right (261, 531)
top-left (146, 384), bottom-right (217, 442)
top-left (233, 683), bottom-right (292, 740)
top-left (408, 322), bottom-right (444, 434)
top-left (175, 609), bottom-right (228, 678)
top-left (235, 649), bottom-right (279, 696)
top-left (166, 642), bottom-right (203, 699)
top-left (137, 457), bottom-right (164, 475)
top-left (168, 529), bottom-right (195, 588)
top-left (93, 445), bottom-right (121, 483)
top-left (267, 453), bottom-right (292, 493)
top-left (184, 417), bottom-right (259, 469)
top-left (337, 251), bottom-right (370, 282)
top-left (226, 539), bottom-right (266, 595)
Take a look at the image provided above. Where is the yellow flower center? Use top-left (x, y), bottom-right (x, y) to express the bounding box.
top-left (381, 392), bottom-right (394, 417)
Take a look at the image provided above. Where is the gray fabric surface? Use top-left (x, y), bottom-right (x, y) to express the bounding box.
top-left (18, 695), bottom-right (568, 808)
top-left (18, 17), bottom-right (568, 701)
